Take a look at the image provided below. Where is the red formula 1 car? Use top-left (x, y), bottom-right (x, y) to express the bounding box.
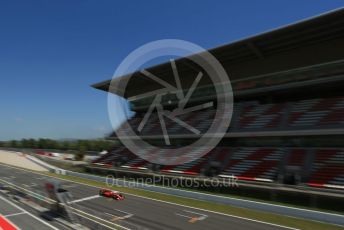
top-left (99, 189), bottom-right (125, 200)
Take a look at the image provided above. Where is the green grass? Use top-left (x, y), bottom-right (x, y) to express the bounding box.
top-left (47, 172), bottom-right (344, 230)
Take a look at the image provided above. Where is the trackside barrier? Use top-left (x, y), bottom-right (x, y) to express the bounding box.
top-left (26, 155), bottom-right (66, 175)
top-left (64, 170), bottom-right (344, 226)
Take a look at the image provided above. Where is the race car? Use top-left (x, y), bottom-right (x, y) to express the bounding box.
top-left (99, 189), bottom-right (125, 200)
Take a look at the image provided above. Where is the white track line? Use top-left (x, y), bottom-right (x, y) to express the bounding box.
top-left (69, 195), bottom-right (100, 204)
top-left (0, 195), bottom-right (59, 230)
top-left (67, 205), bottom-right (131, 230)
top-left (183, 209), bottom-right (207, 217)
top-left (4, 212), bottom-right (26, 218)
top-left (71, 210), bottom-right (123, 230)
top-left (113, 209), bottom-right (134, 218)
top-left (175, 213), bottom-right (192, 218)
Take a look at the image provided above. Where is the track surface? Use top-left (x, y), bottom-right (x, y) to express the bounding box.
top-left (0, 164), bottom-right (295, 230)
top-left (0, 194), bottom-right (68, 230)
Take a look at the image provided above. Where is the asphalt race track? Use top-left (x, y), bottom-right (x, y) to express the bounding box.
top-left (0, 191), bottom-right (68, 230)
top-left (0, 164), bottom-right (296, 230)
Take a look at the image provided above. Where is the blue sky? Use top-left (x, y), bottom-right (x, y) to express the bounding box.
top-left (1, 1), bottom-right (343, 141)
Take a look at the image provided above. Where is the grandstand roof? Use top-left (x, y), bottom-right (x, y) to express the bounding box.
top-left (93, 8), bottom-right (344, 99)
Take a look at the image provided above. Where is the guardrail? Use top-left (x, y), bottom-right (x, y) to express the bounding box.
top-left (26, 155), bottom-right (59, 172)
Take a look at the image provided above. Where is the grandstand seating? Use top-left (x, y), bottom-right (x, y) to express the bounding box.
top-left (218, 147), bottom-right (285, 182)
top-left (237, 102), bottom-right (286, 130)
top-left (97, 96), bottom-right (344, 189)
top-left (119, 96), bottom-right (344, 136)
top-left (288, 97), bottom-right (344, 128)
top-left (92, 146), bottom-right (344, 189)
top-left (93, 147), bottom-right (136, 167)
top-left (161, 149), bottom-right (215, 175)
top-left (308, 148), bottom-right (344, 189)
top-left (121, 158), bottom-right (150, 170)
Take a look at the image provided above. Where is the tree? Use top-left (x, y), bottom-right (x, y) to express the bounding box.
top-left (10, 140), bottom-right (18, 148)
top-left (75, 145), bottom-right (87, 161)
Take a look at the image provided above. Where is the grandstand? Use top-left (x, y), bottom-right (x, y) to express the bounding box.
top-left (92, 9), bottom-right (344, 192)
